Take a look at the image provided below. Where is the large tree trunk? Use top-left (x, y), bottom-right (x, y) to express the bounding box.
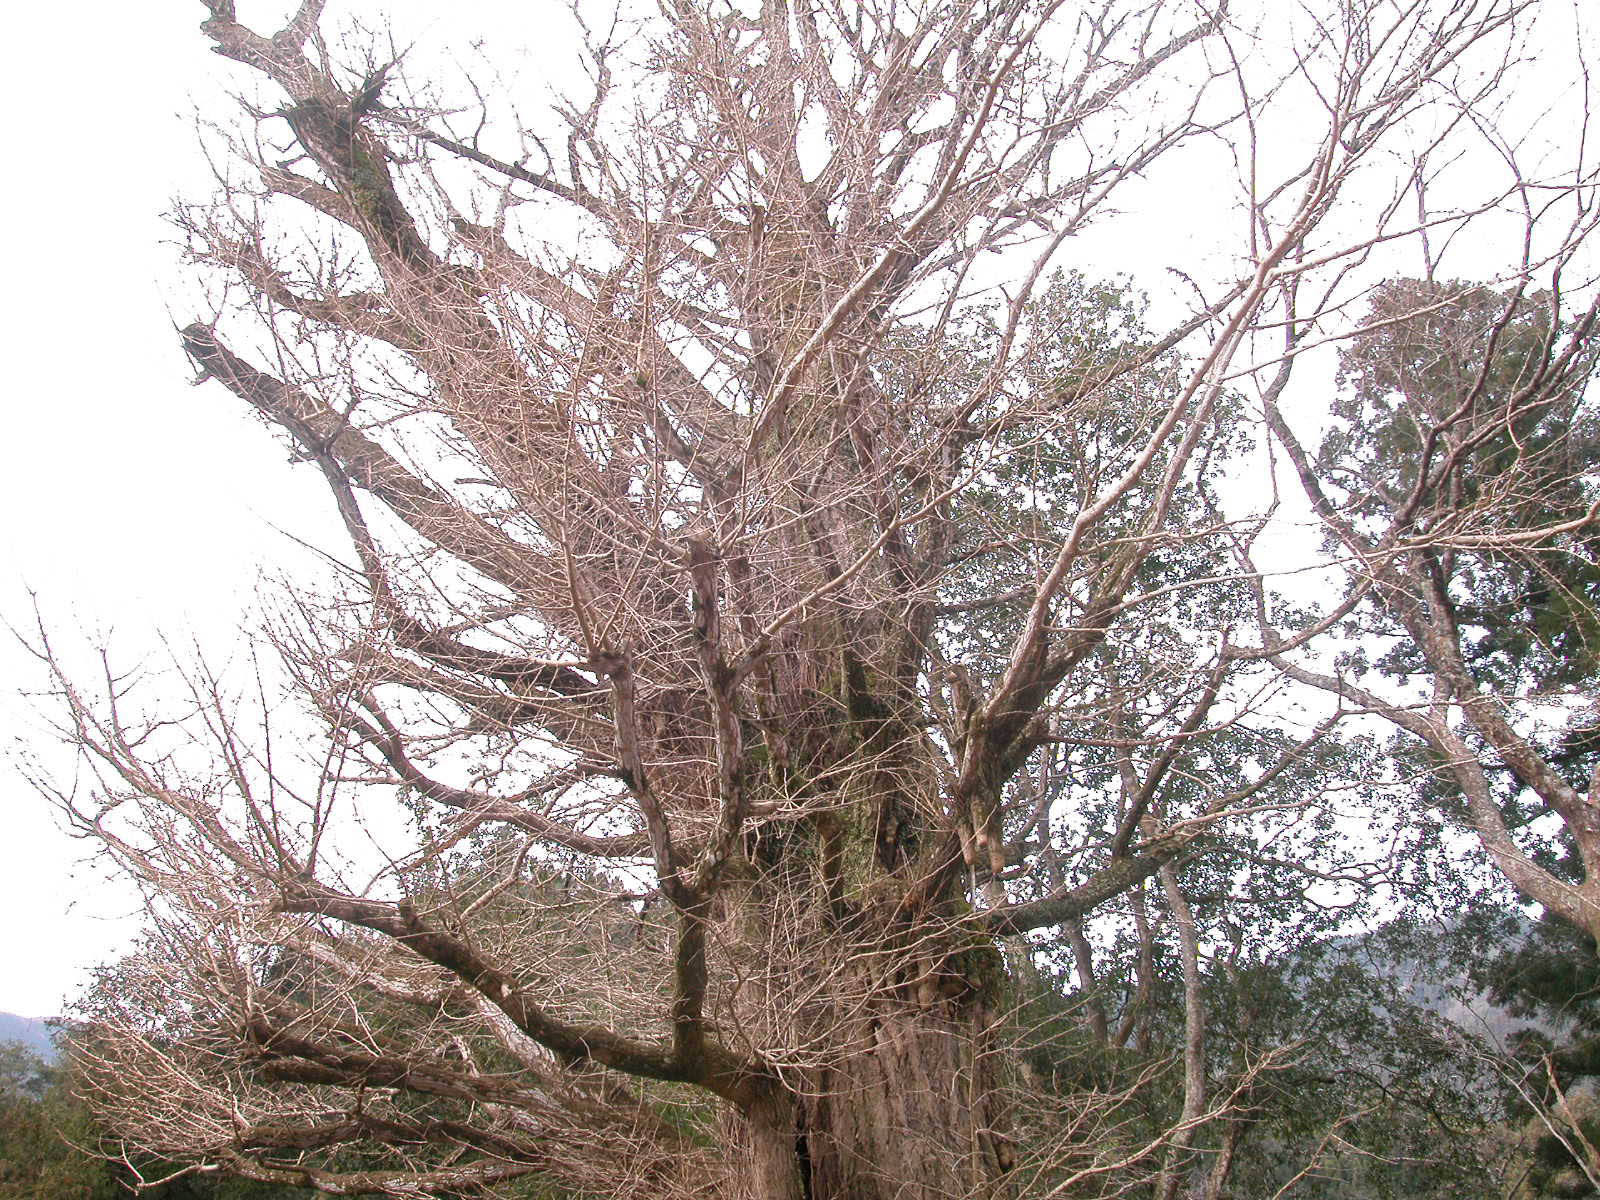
top-left (741, 1091), bottom-right (808, 1200)
top-left (799, 999), bottom-right (1012, 1200)
top-left (716, 692), bottom-right (1017, 1200)
top-left (735, 910), bottom-right (1014, 1200)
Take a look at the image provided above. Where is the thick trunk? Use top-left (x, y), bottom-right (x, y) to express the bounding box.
top-left (803, 998), bottom-right (1011, 1200)
top-left (730, 709), bottom-right (1013, 1200)
top-left (742, 1090), bottom-right (807, 1200)
top-left (738, 990), bottom-right (1012, 1200)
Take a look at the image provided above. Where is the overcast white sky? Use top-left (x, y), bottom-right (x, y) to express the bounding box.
top-left (0, 4), bottom-right (277, 1018)
top-left (0, 0), bottom-right (1589, 1019)
top-left (0, 1), bottom-right (565, 1019)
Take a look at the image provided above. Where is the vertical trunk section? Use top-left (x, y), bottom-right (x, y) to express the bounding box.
top-left (800, 996), bottom-right (1012, 1200)
top-left (733, 972), bottom-right (1013, 1200)
top-left (1155, 862), bottom-right (1206, 1200)
top-left (738, 1089), bottom-right (808, 1200)
top-left (730, 703), bottom-right (1013, 1200)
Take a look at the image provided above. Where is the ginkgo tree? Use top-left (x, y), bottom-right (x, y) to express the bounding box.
top-left (31, 0), bottom-right (1600, 1197)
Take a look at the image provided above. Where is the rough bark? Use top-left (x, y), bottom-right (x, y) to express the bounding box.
top-left (796, 998), bottom-right (1011, 1200)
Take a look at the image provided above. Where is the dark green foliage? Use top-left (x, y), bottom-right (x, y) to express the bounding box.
top-left (1194, 926), bottom-right (1504, 1199)
top-left (1321, 278), bottom-right (1600, 695)
top-left (48, 269), bottom-right (1595, 1197)
top-left (936, 271), bottom-right (1246, 669)
top-left (1468, 911), bottom-right (1600, 1197)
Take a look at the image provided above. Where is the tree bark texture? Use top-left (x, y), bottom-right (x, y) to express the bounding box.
top-left (797, 999), bottom-right (1011, 1200)
top-left (728, 966), bottom-right (1011, 1200)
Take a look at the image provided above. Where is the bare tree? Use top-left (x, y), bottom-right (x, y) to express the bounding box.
top-left (29, 0), bottom-right (1600, 1196)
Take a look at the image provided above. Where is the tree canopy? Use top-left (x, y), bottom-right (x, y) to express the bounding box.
top-left (27, 0), bottom-right (1600, 1197)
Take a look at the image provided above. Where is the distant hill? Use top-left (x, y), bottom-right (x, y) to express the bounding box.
top-left (0, 1012), bottom-right (56, 1059)
top-left (1316, 914), bottom-right (1550, 1050)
